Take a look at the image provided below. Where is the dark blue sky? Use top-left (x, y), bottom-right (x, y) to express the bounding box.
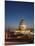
top-left (5, 1), bottom-right (34, 28)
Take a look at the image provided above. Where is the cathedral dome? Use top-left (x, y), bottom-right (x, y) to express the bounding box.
top-left (19, 18), bottom-right (27, 30)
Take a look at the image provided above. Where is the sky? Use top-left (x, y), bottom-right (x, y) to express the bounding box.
top-left (5, 1), bottom-right (34, 28)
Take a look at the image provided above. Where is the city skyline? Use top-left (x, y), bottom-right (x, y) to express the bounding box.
top-left (5, 1), bottom-right (34, 28)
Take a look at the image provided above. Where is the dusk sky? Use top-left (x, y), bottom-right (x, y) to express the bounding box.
top-left (5, 1), bottom-right (34, 28)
